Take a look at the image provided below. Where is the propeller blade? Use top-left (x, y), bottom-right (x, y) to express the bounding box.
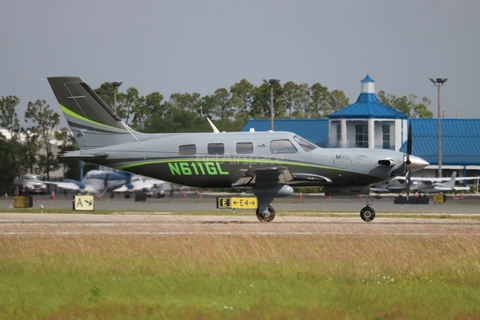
top-left (405, 170), bottom-right (411, 199)
top-left (406, 122), bottom-right (412, 164)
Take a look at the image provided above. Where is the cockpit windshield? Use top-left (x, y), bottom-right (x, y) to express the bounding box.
top-left (293, 135), bottom-right (318, 152)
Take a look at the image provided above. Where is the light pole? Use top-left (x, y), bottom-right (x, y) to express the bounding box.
top-left (429, 77), bottom-right (448, 177)
top-left (110, 82), bottom-right (123, 114)
top-left (263, 79), bottom-right (280, 131)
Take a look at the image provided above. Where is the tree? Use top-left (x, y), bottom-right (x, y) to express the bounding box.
top-left (0, 95), bottom-right (21, 140)
top-left (310, 83), bottom-right (330, 118)
top-left (24, 99), bottom-right (60, 182)
top-left (296, 83), bottom-right (311, 118)
top-left (409, 94), bottom-right (433, 118)
top-left (139, 92), bottom-right (164, 129)
top-left (0, 135), bottom-right (27, 194)
top-left (230, 79), bottom-right (254, 122)
top-left (94, 82), bottom-right (116, 110)
top-left (54, 128), bottom-right (80, 179)
top-left (327, 90), bottom-right (350, 114)
top-left (211, 88), bottom-right (232, 120)
top-left (117, 87), bottom-right (144, 125)
top-left (378, 91), bottom-right (433, 118)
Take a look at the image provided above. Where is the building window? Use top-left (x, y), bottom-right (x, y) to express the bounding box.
top-left (382, 125), bottom-right (390, 149)
top-left (355, 125), bottom-right (368, 148)
top-left (208, 143), bottom-right (224, 155)
top-left (336, 124), bottom-right (341, 145)
top-left (236, 142), bottom-right (253, 154)
top-left (179, 144), bottom-right (196, 155)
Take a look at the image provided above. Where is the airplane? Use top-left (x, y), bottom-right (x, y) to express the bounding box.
top-left (46, 76), bottom-right (429, 222)
top-left (113, 175), bottom-right (170, 198)
top-left (415, 172), bottom-right (470, 194)
top-left (370, 177), bottom-right (416, 195)
top-left (46, 170), bottom-right (132, 195)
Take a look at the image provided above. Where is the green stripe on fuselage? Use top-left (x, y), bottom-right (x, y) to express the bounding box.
top-left (114, 158), bottom-right (345, 172)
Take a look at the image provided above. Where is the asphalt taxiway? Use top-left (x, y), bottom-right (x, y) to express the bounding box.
top-left (2, 193), bottom-right (480, 214)
top-left (1, 193), bottom-right (479, 236)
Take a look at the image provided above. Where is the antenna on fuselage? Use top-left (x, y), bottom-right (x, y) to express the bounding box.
top-left (207, 118), bottom-right (220, 133)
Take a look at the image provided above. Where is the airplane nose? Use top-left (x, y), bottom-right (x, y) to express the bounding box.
top-left (404, 155), bottom-right (429, 172)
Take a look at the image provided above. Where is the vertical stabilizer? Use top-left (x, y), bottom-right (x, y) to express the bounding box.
top-left (47, 76), bottom-right (140, 149)
top-left (447, 171), bottom-right (458, 189)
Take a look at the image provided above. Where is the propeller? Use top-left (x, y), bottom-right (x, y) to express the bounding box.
top-left (405, 122), bottom-right (412, 199)
top-left (405, 170), bottom-right (412, 200)
top-left (406, 121), bottom-right (412, 165)
top-left (98, 173), bottom-right (109, 196)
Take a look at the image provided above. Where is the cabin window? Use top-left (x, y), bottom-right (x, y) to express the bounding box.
top-left (236, 142), bottom-right (253, 154)
top-left (179, 144), bottom-right (196, 155)
top-left (270, 139), bottom-right (297, 154)
top-left (208, 143), bottom-right (224, 155)
top-left (293, 135), bottom-right (317, 152)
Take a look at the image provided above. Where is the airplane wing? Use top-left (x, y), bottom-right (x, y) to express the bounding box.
top-left (231, 166), bottom-right (332, 188)
top-left (45, 180), bottom-right (103, 194)
top-left (454, 186), bottom-right (470, 191)
top-left (113, 182), bottom-right (154, 193)
top-left (45, 181), bottom-right (82, 192)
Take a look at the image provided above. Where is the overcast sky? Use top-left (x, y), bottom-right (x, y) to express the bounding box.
top-left (1, 0), bottom-right (479, 124)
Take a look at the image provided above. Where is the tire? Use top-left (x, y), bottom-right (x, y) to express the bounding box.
top-left (360, 206), bottom-right (376, 222)
top-left (256, 205), bottom-right (276, 222)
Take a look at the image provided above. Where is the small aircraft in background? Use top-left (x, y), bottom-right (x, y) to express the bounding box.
top-left (47, 76), bottom-right (429, 222)
top-left (46, 170), bottom-right (132, 195)
top-left (415, 172), bottom-right (470, 194)
top-left (371, 171), bottom-right (473, 196)
top-left (370, 177), bottom-right (417, 195)
top-left (113, 175), bottom-right (171, 198)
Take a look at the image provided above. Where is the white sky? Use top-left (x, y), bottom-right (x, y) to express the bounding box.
top-left (1, 0), bottom-right (479, 123)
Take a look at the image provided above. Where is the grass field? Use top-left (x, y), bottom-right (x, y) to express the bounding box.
top-left (1, 230), bottom-right (479, 319)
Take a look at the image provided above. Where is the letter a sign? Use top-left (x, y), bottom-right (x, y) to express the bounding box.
top-left (74, 195), bottom-right (95, 211)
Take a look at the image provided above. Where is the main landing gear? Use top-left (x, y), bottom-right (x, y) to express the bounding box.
top-left (360, 195), bottom-right (376, 222)
top-left (256, 205), bottom-right (276, 222)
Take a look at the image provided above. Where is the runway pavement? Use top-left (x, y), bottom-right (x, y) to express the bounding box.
top-left (1, 193), bottom-right (479, 236)
top-left (1, 213), bottom-right (479, 236)
top-left (1, 192), bottom-right (480, 214)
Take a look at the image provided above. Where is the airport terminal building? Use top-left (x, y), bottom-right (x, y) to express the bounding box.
top-left (242, 75), bottom-right (480, 179)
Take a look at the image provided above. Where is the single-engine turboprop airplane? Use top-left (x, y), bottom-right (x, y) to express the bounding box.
top-left (47, 76), bottom-right (429, 222)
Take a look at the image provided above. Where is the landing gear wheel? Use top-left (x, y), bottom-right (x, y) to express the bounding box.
top-left (360, 206), bottom-right (375, 222)
top-left (256, 205), bottom-right (276, 222)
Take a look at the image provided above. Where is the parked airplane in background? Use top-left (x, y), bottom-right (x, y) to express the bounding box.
top-left (46, 170), bottom-right (131, 195)
top-left (370, 177), bottom-right (416, 195)
top-left (47, 76), bottom-right (429, 222)
top-left (416, 172), bottom-right (470, 194)
top-left (113, 176), bottom-right (170, 198)
top-left (372, 172), bottom-right (473, 196)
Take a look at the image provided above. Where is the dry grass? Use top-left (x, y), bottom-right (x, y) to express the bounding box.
top-left (1, 232), bottom-right (479, 319)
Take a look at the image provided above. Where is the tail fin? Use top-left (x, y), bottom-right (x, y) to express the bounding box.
top-left (447, 171), bottom-right (458, 188)
top-left (47, 76), bottom-right (140, 149)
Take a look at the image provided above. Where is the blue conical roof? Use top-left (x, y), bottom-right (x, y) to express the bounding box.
top-left (329, 75), bottom-right (408, 119)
